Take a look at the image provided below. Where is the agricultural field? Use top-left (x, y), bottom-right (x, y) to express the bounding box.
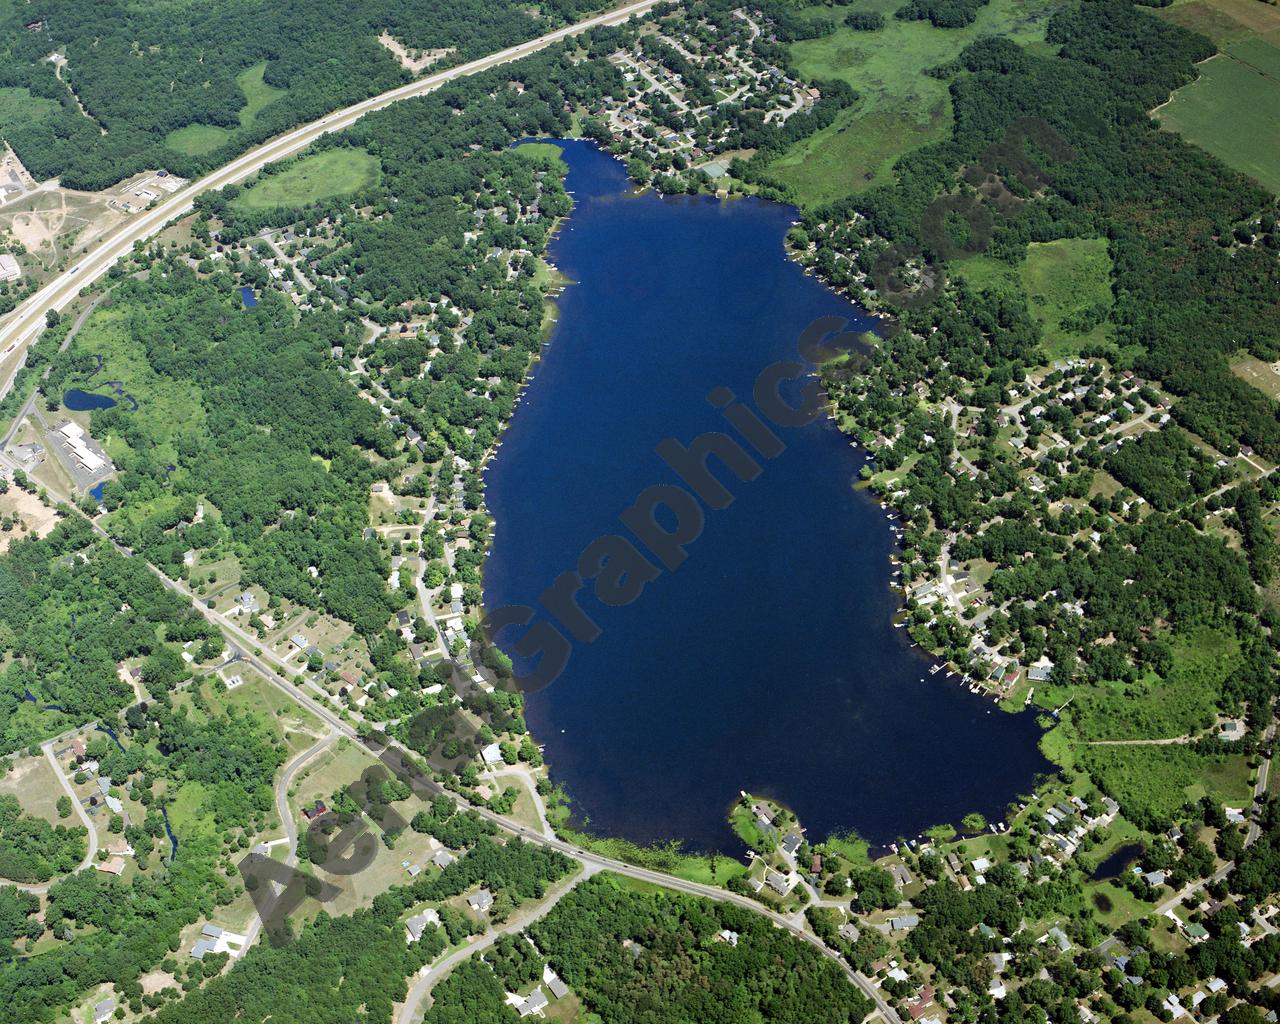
top-left (0, 750), bottom-right (67, 825)
top-left (231, 148), bottom-right (381, 211)
top-left (1155, 37), bottom-right (1280, 195)
top-left (764, 0), bottom-right (1059, 205)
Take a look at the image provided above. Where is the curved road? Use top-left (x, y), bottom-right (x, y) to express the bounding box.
top-left (238, 729), bottom-right (336, 954)
top-left (8, 742), bottom-right (99, 895)
top-left (0, 0), bottom-right (666, 373)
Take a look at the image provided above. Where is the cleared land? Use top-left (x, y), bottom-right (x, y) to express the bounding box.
top-left (232, 149), bottom-right (381, 211)
top-left (1021, 237), bottom-right (1115, 358)
top-left (1231, 352), bottom-right (1280, 401)
top-left (765, 0), bottom-right (1058, 205)
top-left (1155, 38), bottom-right (1280, 195)
top-left (163, 63), bottom-right (287, 157)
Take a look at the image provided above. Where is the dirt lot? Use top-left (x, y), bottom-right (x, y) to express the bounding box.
top-left (0, 486), bottom-right (59, 552)
top-left (377, 32), bottom-right (453, 73)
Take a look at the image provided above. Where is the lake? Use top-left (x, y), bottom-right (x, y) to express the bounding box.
top-left (483, 140), bottom-right (1051, 851)
top-left (64, 388), bottom-right (117, 411)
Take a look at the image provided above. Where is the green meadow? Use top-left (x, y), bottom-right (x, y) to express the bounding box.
top-left (764, 0), bottom-right (1061, 206)
top-left (232, 148), bottom-right (381, 210)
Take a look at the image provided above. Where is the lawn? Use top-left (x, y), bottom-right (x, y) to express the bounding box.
top-left (1021, 237), bottom-right (1116, 359)
top-left (1155, 39), bottom-right (1280, 195)
top-left (513, 141), bottom-right (568, 173)
top-left (232, 148), bottom-right (381, 211)
top-left (764, 0), bottom-right (1061, 205)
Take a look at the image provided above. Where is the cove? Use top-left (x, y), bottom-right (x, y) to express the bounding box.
top-left (483, 140), bottom-right (1051, 851)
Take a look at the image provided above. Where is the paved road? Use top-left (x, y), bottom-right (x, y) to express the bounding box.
top-left (9, 742), bottom-right (100, 894)
top-left (238, 730), bottom-right (336, 954)
top-left (397, 866), bottom-right (599, 1024)
top-left (7, 488), bottom-right (895, 1022)
top-left (0, 0), bottom-right (666, 377)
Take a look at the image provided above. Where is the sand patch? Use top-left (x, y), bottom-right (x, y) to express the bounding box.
top-left (377, 32), bottom-right (453, 73)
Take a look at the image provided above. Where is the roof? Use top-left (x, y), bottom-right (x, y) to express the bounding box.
top-left (201, 923), bottom-right (223, 938)
top-left (543, 964), bottom-right (569, 999)
top-left (190, 938), bottom-right (217, 959)
top-left (518, 988), bottom-right (548, 1016)
top-left (467, 889), bottom-right (494, 912)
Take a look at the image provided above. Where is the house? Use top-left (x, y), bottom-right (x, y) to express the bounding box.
top-left (517, 988), bottom-right (548, 1017)
top-left (302, 800), bottom-right (327, 821)
top-left (97, 857), bottom-right (126, 876)
top-left (433, 848), bottom-right (455, 869)
top-left (839, 922), bottom-right (861, 943)
top-left (290, 634), bottom-right (309, 650)
top-left (481, 742), bottom-right (504, 766)
top-left (780, 833), bottom-right (802, 857)
top-left (1143, 870), bottom-right (1168, 887)
top-left (406, 909), bottom-right (440, 942)
top-left (190, 938), bottom-right (217, 959)
top-left (1163, 994), bottom-right (1187, 1019)
top-left (751, 802), bottom-right (776, 826)
top-left (890, 914), bottom-right (920, 932)
top-left (765, 869), bottom-right (796, 896)
top-left (718, 929), bottom-right (739, 946)
top-left (94, 997), bottom-right (117, 1023)
top-left (543, 964), bottom-right (569, 999)
top-left (1046, 927), bottom-right (1072, 952)
top-left (468, 889), bottom-right (494, 913)
top-left (890, 863), bottom-right (913, 888)
top-left (201, 923), bottom-right (223, 940)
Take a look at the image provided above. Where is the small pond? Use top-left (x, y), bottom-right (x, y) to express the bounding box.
top-left (240, 286), bottom-right (257, 308)
top-left (63, 388), bottom-right (117, 411)
top-left (1091, 841), bottom-right (1145, 881)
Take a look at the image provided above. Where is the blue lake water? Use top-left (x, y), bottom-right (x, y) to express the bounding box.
top-left (483, 140), bottom-right (1051, 851)
top-left (89, 482), bottom-right (106, 502)
top-left (63, 388), bottom-right (117, 411)
top-left (240, 286), bottom-right (257, 308)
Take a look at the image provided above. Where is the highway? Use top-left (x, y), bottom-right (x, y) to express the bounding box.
top-left (0, 0), bottom-right (666, 378)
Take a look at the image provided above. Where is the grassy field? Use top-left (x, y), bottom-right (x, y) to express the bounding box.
top-left (764, 0), bottom-right (1061, 205)
top-left (232, 148), bottom-right (381, 211)
top-left (513, 141), bottom-right (568, 173)
top-left (165, 124), bottom-right (231, 157)
top-left (163, 62), bottom-right (286, 156)
top-left (1067, 625), bottom-right (1237, 743)
top-left (69, 304), bottom-right (207, 471)
top-left (1155, 37), bottom-right (1280, 195)
top-left (236, 62), bottom-right (286, 128)
top-left (1079, 744), bottom-right (1252, 822)
top-left (0, 751), bottom-right (66, 824)
top-left (1021, 238), bottom-right (1115, 358)
top-left (0, 86), bottom-right (60, 130)
top-left (1231, 352), bottom-right (1280, 401)
top-left (1156, 0), bottom-right (1280, 48)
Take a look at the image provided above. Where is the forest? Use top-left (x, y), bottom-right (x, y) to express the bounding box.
top-left (0, 516), bottom-right (220, 752)
top-left (0, 794), bottom-right (86, 884)
top-left (0, 0), bottom-right (602, 190)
